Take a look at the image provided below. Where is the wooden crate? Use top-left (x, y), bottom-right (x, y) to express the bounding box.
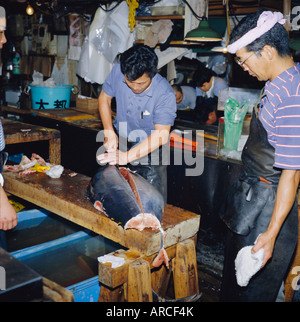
top-left (75, 96), bottom-right (99, 115)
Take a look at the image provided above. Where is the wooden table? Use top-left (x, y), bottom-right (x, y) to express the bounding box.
top-left (1, 118), bottom-right (61, 165)
top-left (3, 169), bottom-right (201, 301)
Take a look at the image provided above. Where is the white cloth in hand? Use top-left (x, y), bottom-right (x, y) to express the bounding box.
top-left (235, 242), bottom-right (264, 287)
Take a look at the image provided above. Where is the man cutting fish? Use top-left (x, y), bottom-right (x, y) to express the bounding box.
top-left (97, 45), bottom-right (176, 201)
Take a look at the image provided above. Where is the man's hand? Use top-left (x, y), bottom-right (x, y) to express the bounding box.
top-left (205, 111), bottom-right (217, 125)
top-left (97, 150), bottom-right (128, 165)
top-left (251, 169), bottom-right (300, 267)
top-left (103, 129), bottom-right (118, 152)
top-left (0, 186), bottom-right (17, 231)
top-left (251, 231), bottom-right (276, 267)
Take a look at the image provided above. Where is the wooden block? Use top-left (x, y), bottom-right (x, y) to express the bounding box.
top-left (98, 284), bottom-right (124, 302)
top-left (98, 249), bottom-right (141, 289)
top-left (98, 243), bottom-right (179, 289)
top-left (127, 259), bottom-right (153, 302)
top-left (173, 239), bottom-right (199, 299)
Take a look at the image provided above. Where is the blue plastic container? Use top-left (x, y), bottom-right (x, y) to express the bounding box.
top-left (67, 276), bottom-right (100, 302)
top-left (30, 85), bottom-right (73, 110)
top-left (9, 209), bottom-right (124, 302)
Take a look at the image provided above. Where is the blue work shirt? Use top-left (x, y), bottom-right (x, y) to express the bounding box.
top-left (259, 63), bottom-right (300, 170)
top-left (102, 63), bottom-right (176, 142)
top-left (196, 76), bottom-right (228, 98)
top-left (0, 120), bottom-right (5, 152)
top-left (176, 86), bottom-right (196, 110)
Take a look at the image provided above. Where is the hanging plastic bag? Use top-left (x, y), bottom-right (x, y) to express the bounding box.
top-left (51, 56), bottom-right (69, 85)
top-left (91, 1), bottom-right (134, 64)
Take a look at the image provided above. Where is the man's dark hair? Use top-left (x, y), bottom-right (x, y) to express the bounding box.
top-left (120, 44), bottom-right (158, 81)
top-left (193, 67), bottom-right (213, 87)
top-left (229, 9), bottom-right (290, 57)
top-left (171, 84), bottom-right (182, 93)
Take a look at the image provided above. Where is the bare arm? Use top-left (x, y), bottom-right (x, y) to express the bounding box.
top-left (127, 124), bottom-right (171, 163)
top-left (97, 124), bottom-right (171, 165)
top-left (252, 169), bottom-right (300, 266)
top-left (0, 185), bottom-right (17, 230)
top-left (98, 90), bottom-right (118, 151)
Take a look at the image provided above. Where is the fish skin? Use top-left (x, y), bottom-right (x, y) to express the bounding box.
top-left (119, 167), bottom-right (164, 222)
top-left (87, 165), bottom-right (143, 226)
top-left (87, 165), bottom-right (169, 268)
top-left (87, 165), bottom-right (164, 228)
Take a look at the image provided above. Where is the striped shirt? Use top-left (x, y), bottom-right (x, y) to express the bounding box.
top-left (259, 63), bottom-right (300, 170)
top-left (0, 120), bottom-right (5, 152)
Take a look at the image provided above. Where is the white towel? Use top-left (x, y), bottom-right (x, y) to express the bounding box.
top-left (98, 254), bottom-right (125, 268)
top-left (235, 241), bottom-right (264, 287)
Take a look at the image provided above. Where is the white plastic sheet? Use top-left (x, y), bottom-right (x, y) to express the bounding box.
top-left (77, 2), bottom-right (134, 84)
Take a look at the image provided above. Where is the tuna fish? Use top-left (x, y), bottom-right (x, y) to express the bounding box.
top-left (87, 165), bottom-right (169, 268)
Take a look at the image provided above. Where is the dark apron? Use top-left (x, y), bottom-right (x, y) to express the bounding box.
top-left (220, 102), bottom-right (298, 302)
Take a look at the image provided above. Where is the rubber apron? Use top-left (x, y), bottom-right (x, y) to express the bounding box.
top-left (220, 92), bottom-right (298, 302)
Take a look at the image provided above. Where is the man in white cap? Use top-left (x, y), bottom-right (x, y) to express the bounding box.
top-left (0, 6), bottom-right (7, 49)
top-left (220, 9), bottom-right (300, 301)
top-left (0, 6), bottom-right (17, 250)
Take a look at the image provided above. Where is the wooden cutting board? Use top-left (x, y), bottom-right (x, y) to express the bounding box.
top-left (3, 169), bottom-right (200, 256)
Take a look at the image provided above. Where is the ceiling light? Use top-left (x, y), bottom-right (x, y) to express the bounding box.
top-left (185, 17), bottom-right (222, 42)
top-left (26, 3), bottom-right (34, 15)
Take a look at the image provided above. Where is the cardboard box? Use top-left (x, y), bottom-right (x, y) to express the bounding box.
top-left (75, 96), bottom-right (99, 115)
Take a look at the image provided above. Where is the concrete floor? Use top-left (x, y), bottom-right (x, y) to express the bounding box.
top-left (196, 227), bottom-right (224, 302)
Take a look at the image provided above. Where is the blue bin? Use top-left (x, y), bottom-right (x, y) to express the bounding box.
top-left (9, 209), bottom-right (124, 302)
top-left (30, 85), bottom-right (73, 110)
top-left (67, 276), bottom-right (100, 302)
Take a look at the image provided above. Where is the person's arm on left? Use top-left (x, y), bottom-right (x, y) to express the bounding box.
top-left (252, 169), bottom-right (300, 267)
top-left (0, 184), bottom-right (17, 230)
top-left (97, 124), bottom-right (171, 165)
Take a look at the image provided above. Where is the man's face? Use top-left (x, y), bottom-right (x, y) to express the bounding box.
top-left (175, 90), bottom-right (183, 104)
top-left (124, 73), bottom-right (152, 94)
top-left (0, 13), bottom-right (6, 50)
top-left (199, 81), bottom-right (211, 92)
top-left (235, 48), bottom-right (267, 82)
top-left (0, 29), bottom-right (7, 49)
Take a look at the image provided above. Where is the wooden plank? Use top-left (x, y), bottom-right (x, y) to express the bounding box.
top-left (2, 119), bottom-right (61, 144)
top-left (2, 119), bottom-right (61, 165)
top-left (42, 278), bottom-right (74, 302)
top-left (31, 108), bottom-right (96, 121)
top-left (3, 170), bottom-right (200, 256)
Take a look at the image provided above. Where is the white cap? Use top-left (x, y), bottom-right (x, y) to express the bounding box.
top-left (0, 7), bottom-right (6, 31)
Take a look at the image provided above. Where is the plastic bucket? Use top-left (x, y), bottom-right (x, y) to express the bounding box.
top-left (29, 85), bottom-right (73, 110)
top-left (223, 119), bottom-right (244, 151)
